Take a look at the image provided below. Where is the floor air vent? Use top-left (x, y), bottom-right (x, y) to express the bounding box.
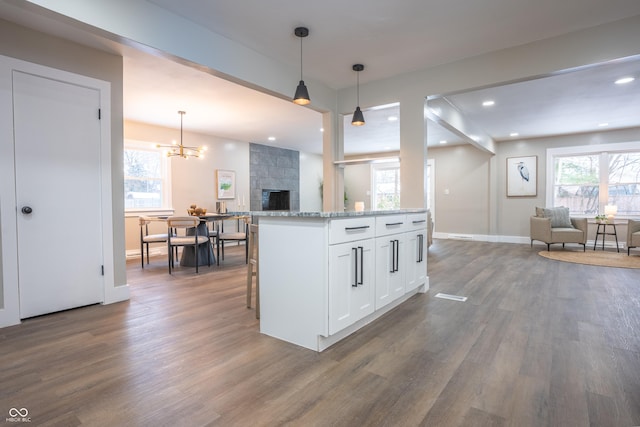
top-left (434, 293), bottom-right (468, 302)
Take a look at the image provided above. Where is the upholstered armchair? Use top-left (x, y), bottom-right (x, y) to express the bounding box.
top-left (530, 207), bottom-right (587, 251)
top-left (628, 219), bottom-right (640, 255)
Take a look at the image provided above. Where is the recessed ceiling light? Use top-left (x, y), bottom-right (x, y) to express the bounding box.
top-left (387, 116), bottom-right (398, 121)
top-left (268, 136), bottom-right (276, 141)
top-left (482, 100), bottom-right (495, 107)
top-left (439, 140), bottom-right (447, 144)
top-left (598, 123), bottom-right (609, 127)
top-left (615, 77), bottom-right (635, 85)
top-left (510, 132), bottom-right (519, 137)
top-left (320, 128), bottom-right (324, 132)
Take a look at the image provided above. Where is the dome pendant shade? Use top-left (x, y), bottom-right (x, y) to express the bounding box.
top-left (293, 80), bottom-right (311, 105)
top-left (351, 63), bottom-right (365, 126)
top-left (292, 27), bottom-right (311, 105)
top-left (352, 106), bottom-right (365, 126)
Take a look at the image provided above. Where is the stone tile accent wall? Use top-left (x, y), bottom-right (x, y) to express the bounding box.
top-left (249, 143), bottom-right (299, 211)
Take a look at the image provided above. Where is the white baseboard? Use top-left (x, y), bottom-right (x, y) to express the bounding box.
top-left (434, 232), bottom-right (627, 249)
top-left (434, 232), bottom-right (506, 243)
top-left (0, 307), bottom-right (20, 329)
top-left (126, 241), bottom-right (245, 259)
top-left (126, 248), bottom-right (167, 259)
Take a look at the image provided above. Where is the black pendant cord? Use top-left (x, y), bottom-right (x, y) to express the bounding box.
top-left (299, 36), bottom-right (303, 81)
top-left (356, 70), bottom-right (360, 107)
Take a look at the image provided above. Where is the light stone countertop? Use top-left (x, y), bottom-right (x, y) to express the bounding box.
top-left (246, 209), bottom-right (427, 218)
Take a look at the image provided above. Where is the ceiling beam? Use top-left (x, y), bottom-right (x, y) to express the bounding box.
top-left (426, 96), bottom-right (496, 154)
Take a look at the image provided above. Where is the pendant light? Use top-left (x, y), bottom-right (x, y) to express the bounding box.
top-left (156, 111), bottom-right (206, 159)
top-left (293, 27), bottom-right (311, 105)
top-left (351, 64), bottom-right (365, 126)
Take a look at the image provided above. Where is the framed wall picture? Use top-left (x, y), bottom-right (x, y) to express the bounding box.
top-left (216, 169), bottom-right (236, 199)
top-left (507, 155), bottom-right (537, 197)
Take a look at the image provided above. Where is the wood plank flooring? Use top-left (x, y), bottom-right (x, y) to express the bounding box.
top-left (1, 240), bottom-right (639, 426)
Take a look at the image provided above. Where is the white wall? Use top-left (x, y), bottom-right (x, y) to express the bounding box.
top-left (125, 120), bottom-right (250, 209)
top-left (338, 15), bottom-right (640, 211)
top-left (428, 145), bottom-right (493, 236)
top-left (495, 127), bottom-right (640, 239)
top-left (20, 3), bottom-right (640, 216)
top-left (427, 127), bottom-right (640, 241)
top-left (8, 5), bottom-right (640, 254)
top-left (124, 120), bottom-right (323, 253)
top-left (300, 152), bottom-right (324, 211)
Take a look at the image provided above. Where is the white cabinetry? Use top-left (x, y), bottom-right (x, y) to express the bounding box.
top-left (258, 211), bottom-right (429, 352)
top-left (375, 215), bottom-right (406, 309)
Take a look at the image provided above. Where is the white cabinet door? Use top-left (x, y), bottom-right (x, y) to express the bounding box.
top-left (328, 239), bottom-right (375, 335)
top-left (375, 235), bottom-right (405, 309)
top-left (405, 229), bottom-right (427, 292)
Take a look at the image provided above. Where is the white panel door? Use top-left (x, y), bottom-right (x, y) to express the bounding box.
top-left (14, 71), bottom-right (103, 318)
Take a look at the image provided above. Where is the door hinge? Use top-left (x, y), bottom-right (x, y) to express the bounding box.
top-left (98, 108), bottom-right (101, 120)
top-left (101, 265), bottom-right (104, 276)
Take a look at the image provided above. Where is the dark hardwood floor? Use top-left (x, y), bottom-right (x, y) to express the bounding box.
top-left (1, 240), bottom-right (639, 426)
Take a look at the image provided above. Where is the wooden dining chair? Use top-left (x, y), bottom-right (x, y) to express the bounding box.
top-left (166, 216), bottom-right (211, 274)
top-left (139, 216), bottom-right (169, 268)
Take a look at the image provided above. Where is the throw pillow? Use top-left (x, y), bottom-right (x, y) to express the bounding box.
top-left (542, 206), bottom-right (573, 228)
top-left (535, 206), bottom-right (545, 217)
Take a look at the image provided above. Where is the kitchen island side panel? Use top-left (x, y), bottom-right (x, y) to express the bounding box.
top-left (258, 217), bottom-right (328, 350)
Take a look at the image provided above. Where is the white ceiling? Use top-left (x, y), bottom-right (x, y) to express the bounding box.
top-left (2, 1), bottom-right (640, 155)
top-left (431, 56), bottom-right (640, 146)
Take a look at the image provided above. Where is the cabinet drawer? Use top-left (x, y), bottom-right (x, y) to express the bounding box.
top-left (329, 217), bottom-right (375, 244)
top-left (406, 213), bottom-right (428, 230)
top-left (375, 215), bottom-right (407, 236)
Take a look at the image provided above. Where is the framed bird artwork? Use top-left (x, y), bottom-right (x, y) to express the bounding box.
top-left (507, 155), bottom-right (537, 197)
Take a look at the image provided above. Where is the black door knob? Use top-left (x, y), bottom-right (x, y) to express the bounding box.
top-left (21, 206), bottom-right (33, 214)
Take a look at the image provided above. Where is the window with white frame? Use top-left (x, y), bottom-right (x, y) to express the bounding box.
top-left (124, 140), bottom-right (171, 211)
top-left (371, 162), bottom-right (400, 210)
top-left (548, 142), bottom-right (640, 216)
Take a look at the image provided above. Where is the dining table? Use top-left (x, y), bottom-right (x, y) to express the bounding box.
top-left (155, 212), bottom-right (251, 267)
top-left (179, 212), bottom-right (250, 267)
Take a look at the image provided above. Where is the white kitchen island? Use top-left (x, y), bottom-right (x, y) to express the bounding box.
top-left (254, 209), bottom-right (429, 351)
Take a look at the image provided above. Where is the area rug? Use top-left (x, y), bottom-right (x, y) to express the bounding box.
top-left (538, 250), bottom-right (640, 269)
